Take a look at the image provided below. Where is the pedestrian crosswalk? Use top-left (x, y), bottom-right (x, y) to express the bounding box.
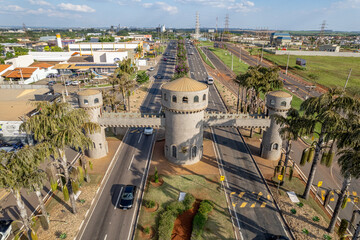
top-left (230, 191), bottom-right (274, 209)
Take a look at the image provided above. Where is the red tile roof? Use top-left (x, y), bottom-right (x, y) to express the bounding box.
top-left (0, 64), bottom-right (12, 73)
top-left (29, 62), bottom-right (54, 69)
top-left (1, 67), bottom-right (38, 79)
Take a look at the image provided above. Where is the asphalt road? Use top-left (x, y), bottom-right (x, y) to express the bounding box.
top-left (76, 40), bottom-right (177, 240)
top-left (188, 42), bottom-right (290, 239)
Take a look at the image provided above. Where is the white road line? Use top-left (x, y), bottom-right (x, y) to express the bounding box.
top-left (104, 234), bottom-right (107, 240)
top-left (128, 154), bottom-right (135, 170)
top-left (114, 187), bottom-right (123, 210)
top-left (138, 133), bottom-right (143, 143)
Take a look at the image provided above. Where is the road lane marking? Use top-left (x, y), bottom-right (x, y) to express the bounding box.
top-left (114, 187), bottom-right (123, 210)
top-left (128, 154), bottom-right (135, 170)
top-left (250, 203), bottom-right (256, 208)
top-left (267, 194), bottom-right (271, 200)
top-left (104, 234), bottom-right (107, 240)
top-left (138, 133), bottom-right (143, 143)
top-left (240, 202), bottom-right (247, 208)
top-left (261, 202), bottom-right (267, 208)
top-left (257, 192), bottom-right (263, 200)
top-left (239, 192), bottom-right (245, 198)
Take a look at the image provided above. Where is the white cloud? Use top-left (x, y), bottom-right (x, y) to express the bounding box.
top-left (332, 0), bottom-right (360, 8)
top-left (176, 0), bottom-right (255, 12)
top-left (27, 7), bottom-right (82, 18)
top-left (28, 0), bottom-right (51, 6)
top-left (58, 3), bottom-right (96, 13)
top-left (142, 2), bottom-right (178, 14)
top-left (3, 5), bottom-right (25, 11)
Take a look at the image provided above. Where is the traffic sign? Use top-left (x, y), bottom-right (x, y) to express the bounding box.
top-left (278, 175), bottom-right (283, 181)
top-left (220, 176), bottom-right (225, 181)
top-left (317, 181), bottom-right (323, 187)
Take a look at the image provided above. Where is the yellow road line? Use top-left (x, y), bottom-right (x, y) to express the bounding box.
top-left (261, 202), bottom-right (266, 208)
top-left (0, 190), bottom-right (9, 201)
top-left (250, 203), bottom-right (256, 208)
top-left (239, 192), bottom-right (245, 198)
top-left (257, 192), bottom-right (263, 200)
top-left (230, 192), bottom-right (235, 196)
top-left (240, 202), bottom-right (247, 208)
top-left (267, 194), bottom-right (271, 200)
top-left (232, 202), bottom-right (237, 207)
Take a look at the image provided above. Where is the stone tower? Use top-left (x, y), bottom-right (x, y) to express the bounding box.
top-left (261, 91), bottom-right (292, 160)
top-left (161, 77), bottom-right (208, 165)
top-left (78, 89), bottom-right (108, 159)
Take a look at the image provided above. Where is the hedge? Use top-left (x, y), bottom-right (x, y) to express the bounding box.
top-left (158, 193), bottom-right (195, 240)
top-left (191, 200), bottom-right (214, 240)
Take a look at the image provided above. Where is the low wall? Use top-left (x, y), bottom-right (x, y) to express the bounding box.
top-left (0, 84), bottom-right (49, 89)
top-left (266, 49), bottom-right (360, 57)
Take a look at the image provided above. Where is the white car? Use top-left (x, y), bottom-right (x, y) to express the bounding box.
top-left (144, 127), bottom-right (154, 135)
top-left (71, 81), bottom-right (79, 86)
top-left (149, 67), bottom-right (155, 71)
top-left (0, 220), bottom-right (12, 240)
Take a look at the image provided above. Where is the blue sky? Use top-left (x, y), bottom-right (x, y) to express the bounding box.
top-left (0, 0), bottom-right (359, 31)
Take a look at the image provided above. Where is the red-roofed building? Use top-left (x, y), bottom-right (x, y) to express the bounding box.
top-left (0, 64), bottom-right (14, 83)
top-left (1, 66), bottom-right (56, 84)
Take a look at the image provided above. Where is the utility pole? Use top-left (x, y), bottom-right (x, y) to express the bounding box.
top-left (260, 42), bottom-right (264, 62)
top-left (285, 53), bottom-right (290, 75)
top-left (231, 53), bottom-right (233, 71)
top-left (344, 68), bottom-right (352, 91)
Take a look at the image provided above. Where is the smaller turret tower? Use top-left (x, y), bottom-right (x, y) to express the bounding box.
top-left (78, 90), bottom-right (108, 159)
top-left (261, 91), bottom-right (292, 160)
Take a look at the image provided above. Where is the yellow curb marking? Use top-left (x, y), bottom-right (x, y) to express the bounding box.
top-left (250, 203), bottom-right (256, 208)
top-left (240, 202), bottom-right (247, 208)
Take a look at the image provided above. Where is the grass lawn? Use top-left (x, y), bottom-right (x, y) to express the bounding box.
top-left (208, 47), bottom-right (249, 75)
top-left (263, 53), bottom-right (360, 96)
top-left (198, 41), bottom-right (214, 47)
top-left (135, 175), bottom-right (235, 240)
top-left (196, 46), bottom-right (215, 68)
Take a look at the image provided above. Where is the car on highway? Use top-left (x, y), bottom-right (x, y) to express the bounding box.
top-left (163, 57), bottom-right (168, 61)
top-left (144, 127), bottom-right (154, 135)
top-left (71, 81), bottom-right (79, 86)
top-left (154, 74), bottom-right (163, 79)
top-left (206, 76), bottom-right (214, 85)
top-left (119, 185), bottom-right (137, 210)
top-left (48, 80), bottom-right (56, 86)
top-left (148, 67), bottom-right (155, 71)
top-left (64, 81), bottom-right (71, 86)
top-left (0, 220), bottom-right (12, 240)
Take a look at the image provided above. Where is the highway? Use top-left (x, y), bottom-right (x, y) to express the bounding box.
top-left (188, 41), bottom-right (290, 239)
top-left (200, 42), bottom-right (360, 232)
top-left (76, 41), bottom-right (177, 240)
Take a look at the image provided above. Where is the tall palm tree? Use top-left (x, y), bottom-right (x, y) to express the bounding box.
top-left (327, 147), bottom-right (360, 233)
top-left (0, 147), bottom-right (39, 240)
top-left (327, 113), bottom-right (360, 233)
top-left (20, 102), bottom-right (99, 214)
top-left (274, 108), bottom-right (308, 182)
top-left (102, 89), bottom-right (120, 112)
top-left (301, 88), bottom-right (356, 199)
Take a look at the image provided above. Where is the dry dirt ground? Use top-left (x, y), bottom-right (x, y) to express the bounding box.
top-left (36, 138), bottom-right (121, 239)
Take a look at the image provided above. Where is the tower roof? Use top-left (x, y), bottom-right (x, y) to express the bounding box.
top-left (77, 89), bottom-right (101, 96)
top-left (268, 91), bottom-right (292, 98)
top-left (162, 77), bottom-right (207, 92)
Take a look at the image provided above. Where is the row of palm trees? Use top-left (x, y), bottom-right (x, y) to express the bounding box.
top-left (0, 102), bottom-right (99, 239)
top-left (233, 65), bottom-right (360, 233)
top-left (274, 88), bottom-right (360, 233)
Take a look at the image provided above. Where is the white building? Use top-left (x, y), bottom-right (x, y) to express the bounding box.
top-left (92, 51), bottom-right (128, 63)
top-left (68, 42), bottom-right (139, 55)
top-left (0, 64), bottom-right (14, 83)
top-left (319, 44), bottom-right (340, 52)
top-left (5, 55), bottom-right (34, 68)
top-left (1, 66), bottom-right (56, 84)
top-left (28, 52), bottom-right (73, 62)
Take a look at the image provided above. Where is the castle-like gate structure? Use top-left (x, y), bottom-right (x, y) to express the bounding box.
top-left (78, 77), bottom-right (292, 164)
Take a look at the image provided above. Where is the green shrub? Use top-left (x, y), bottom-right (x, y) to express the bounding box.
top-left (166, 201), bottom-right (185, 215)
top-left (323, 234), bottom-right (332, 240)
top-left (145, 200), bottom-right (155, 208)
top-left (183, 193), bottom-right (195, 210)
top-left (63, 185), bottom-right (69, 202)
top-left (154, 167), bottom-right (159, 183)
top-left (143, 227), bottom-right (150, 234)
top-left (158, 211), bottom-right (177, 240)
top-left (312, 216), bottom-right (320, 222)
top-left (198, 200), bottom-right (213, 215)
top-left (59, 233), bottom-right (67, 239)
top-left (302, 228), bottom-right (309, 235)
top-left (290, 208), bottom-right (296, 214)
top-left (338, 219), bottom-right (348, 238)
top-left (191, 200), bottom-right (214, 240)
top-left (296, 202), bottom-right (304, 208)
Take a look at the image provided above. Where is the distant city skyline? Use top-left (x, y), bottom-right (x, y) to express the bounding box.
top-left (0, 0), bottom-right (359, 31)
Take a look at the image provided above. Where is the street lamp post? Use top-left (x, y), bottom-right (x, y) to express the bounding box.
top-left (285, 53), bottom-right (290, 75)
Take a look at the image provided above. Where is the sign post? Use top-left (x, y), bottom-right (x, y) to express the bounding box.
top-left (277, 175), bottom-right (283, 193)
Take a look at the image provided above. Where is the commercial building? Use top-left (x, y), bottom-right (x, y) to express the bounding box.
top-left (1, 66), bottom-right (56, 84)
top-left (67, 42), bottom-right (140, 55)
top-left (270, 32), bottom-right (292, 47)
top-left (53, 63), bottom-right (117, 76)
top-left (319, 44), bottom-right (340, 52)
top-left (5, 55), bottom-right (34, 68)
top-left (0, 64), bottom-right (14, 83)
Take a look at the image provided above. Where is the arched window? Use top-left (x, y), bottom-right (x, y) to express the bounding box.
top-left (192, 146), bottom-right (197, 158)
top-left (94, 98), bottom-right (99, 104)
top-left (194, 96), bottom-right (199, 103)
top-left (281, 101), bottom-right (286, 107)
top-left (182, 96), bottom-right (188, 103)
top-left (172, 95), bottom-right (177, 103)
top-left (203, 94), bottom-right (206, 101)
top-left (84, 99), bottom-right (89, 105)
top-left (270, 99), bottom-right (275, 106)
top-left (99, 143), bottom-right (102, 149)
top-left (93, 142), bottom-right (96, 148)
top-left (272, 143), bottom-right (278, 150)
top-left (172, 145), bottom-right (177, 158)
top-left (164, 93), bottom-right (168, 101)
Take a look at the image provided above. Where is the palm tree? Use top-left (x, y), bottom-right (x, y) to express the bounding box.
top-left (20, 102), bottom-right (100, 214)
top-left (0, 147), bottom-right (39, 240)
top-left (301, 88), bottom-right (356, 199)
top-left (274, 108), bottom-right (308, 183)
top-left (102, 90), bottom-right (120, 112)
top-left (136, 45), bottom-right (143, 58)
top-left (327, 147), bottom-right (360, 233)
top-left (327, 113), bottom-right (360, 233)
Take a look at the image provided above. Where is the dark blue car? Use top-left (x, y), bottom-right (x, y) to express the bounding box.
top-left (119, 185), bottom-right (137, 210)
